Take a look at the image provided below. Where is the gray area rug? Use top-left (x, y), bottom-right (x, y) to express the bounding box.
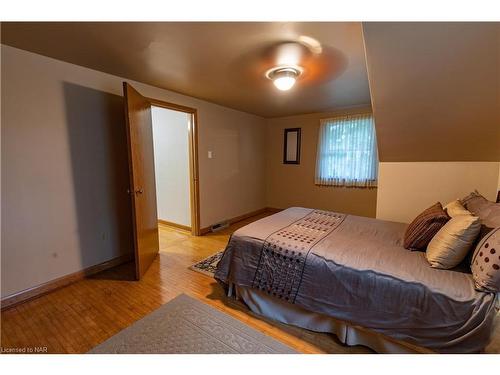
top-left (89, 294), bottom-right (296, 354)
top-left (189, 251), bottom-right (224, 277)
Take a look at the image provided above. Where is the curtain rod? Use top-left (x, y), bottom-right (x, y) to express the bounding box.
top-left (320, 112), bottom-right (373, 122)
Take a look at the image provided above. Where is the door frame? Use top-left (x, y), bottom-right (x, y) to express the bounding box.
top-left (148, 97), bottom-right (201, 236)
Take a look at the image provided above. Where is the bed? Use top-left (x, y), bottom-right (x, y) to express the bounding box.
top-left (214, 207), bottom-right (498, 353)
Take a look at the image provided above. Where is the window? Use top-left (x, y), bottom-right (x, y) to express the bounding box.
top-left (315, 113), bottom-right (378, 188)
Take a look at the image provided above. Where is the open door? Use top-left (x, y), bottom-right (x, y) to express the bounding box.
top-left (123, 82), bottom-right (159, 280)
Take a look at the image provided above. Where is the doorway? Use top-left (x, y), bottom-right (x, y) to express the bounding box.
top-left (149, 98), bottom-right (200, 236)
top-left (123, 83), bottom-right (200, 279)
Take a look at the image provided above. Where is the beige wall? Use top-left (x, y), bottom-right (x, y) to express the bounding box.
top-left (376, 162), bottom-right (500, 223)
top-left (1, 45), bottom-right (266, 298)
top-left (363, 22), bottom-right (500, 162)
top-left (265, 107), bottom-right (377, 217)
top-left (498, 163), bottom-right (500, 189)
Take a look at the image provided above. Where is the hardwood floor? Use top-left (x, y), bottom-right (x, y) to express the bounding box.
top-left (0, 213), bottom-right (371, 354)
top-left (4, 213), bottom-right (497, 354)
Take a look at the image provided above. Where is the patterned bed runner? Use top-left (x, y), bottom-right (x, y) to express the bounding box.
top-left (252, 210), bottom-right (346, 303)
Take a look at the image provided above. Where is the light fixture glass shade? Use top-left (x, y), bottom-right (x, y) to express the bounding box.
top-left (273, 76), bottom-right (296, 91)
top-left (268, 67), bottom-right (300, 91)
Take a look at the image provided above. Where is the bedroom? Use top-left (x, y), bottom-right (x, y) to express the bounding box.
top-left (1, 1), bottom-right (499, 372)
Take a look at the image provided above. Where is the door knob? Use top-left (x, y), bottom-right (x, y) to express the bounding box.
top-left (127, 189), bottom-right (144, 195)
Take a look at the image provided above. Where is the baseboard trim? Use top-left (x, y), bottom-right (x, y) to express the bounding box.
top-left (158, 219), bottom-right (191, 232)
top-left (1, 253), bottom-right (133, 311)
top-left (265, 207), bottom-right (283, 214)
top-left (200, 207), bottom-right (282, 235)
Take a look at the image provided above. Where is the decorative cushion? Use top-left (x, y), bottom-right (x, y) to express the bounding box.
top-left (461, 190), bottom-right (488, 211)
top-left (458, 224), bottom-right (495, 273)
top-left (403, 202), bottom-right (450, 250)
top-left (426, 215), bottom-right (481, 269)
top-left (444, 199), bottom-right (471, 217)
top-left (471, 227), bottom-right (500, 292)
top-left (461, 190), bottom-right (500, 228)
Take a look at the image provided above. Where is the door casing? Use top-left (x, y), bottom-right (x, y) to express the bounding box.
top-left (148, 97), bottom-right (201, 237)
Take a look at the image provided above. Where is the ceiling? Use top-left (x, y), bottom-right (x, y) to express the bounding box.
top-left (363, 22), bottom-right (500, 162)
top-left (1, 22), bottom-right (372, 118)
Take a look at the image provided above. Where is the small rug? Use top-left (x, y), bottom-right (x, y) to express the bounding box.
top-left (89, 294), bottom-right (296, 354)
top-left (189, 250), bottom-right (224, 277)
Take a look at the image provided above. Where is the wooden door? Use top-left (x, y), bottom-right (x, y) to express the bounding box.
top-left (123, 82), bottom-right (159, 280)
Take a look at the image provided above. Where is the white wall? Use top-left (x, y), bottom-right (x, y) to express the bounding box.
top-left (152, 107), bottom-right (191, 227)
top-left (376, 162), bottom-right (500, 223)
top-left (1, 45), bottom-right (266, 298)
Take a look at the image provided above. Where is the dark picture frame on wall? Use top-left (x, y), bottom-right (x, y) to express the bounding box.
top-left (283, 128), bottom-right (301, 164)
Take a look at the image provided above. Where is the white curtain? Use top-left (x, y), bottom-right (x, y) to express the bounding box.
top-left (315, 113), bottom-right (378, 188)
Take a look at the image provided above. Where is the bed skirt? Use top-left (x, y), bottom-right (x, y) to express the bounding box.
top-left (234, 284), bottom-right (431, 354)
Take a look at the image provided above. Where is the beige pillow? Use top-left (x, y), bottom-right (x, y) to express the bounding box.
top-left (426, 215), bottom-right (481, 269)
top-left (444, 199), bottom-right (472, 217)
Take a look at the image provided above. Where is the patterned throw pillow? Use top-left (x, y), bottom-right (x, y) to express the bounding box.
top-left (458, 224), bottom-right (495, 273)
top-left (403, 202), bottom-right (450, 250)
top-left (471, 227), bottom-right (500, 293)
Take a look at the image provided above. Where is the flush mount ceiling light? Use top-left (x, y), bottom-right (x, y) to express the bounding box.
top-left (266, 66), bottom-right (302, 91)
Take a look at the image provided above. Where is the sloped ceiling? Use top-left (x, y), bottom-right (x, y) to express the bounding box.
top-left (363, 22), bottom-right (500, 162)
